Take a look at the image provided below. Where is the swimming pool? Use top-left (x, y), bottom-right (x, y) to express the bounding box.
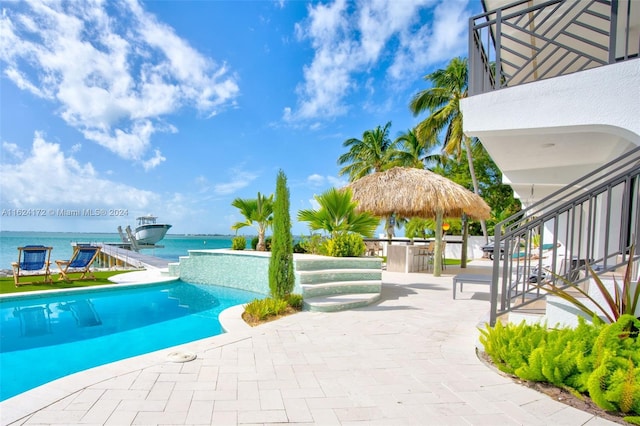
top-left (0, 281), bottom-right (262, 401)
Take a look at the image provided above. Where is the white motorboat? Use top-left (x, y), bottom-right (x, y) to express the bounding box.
top-left (134, 215), bottom-right (171, 245)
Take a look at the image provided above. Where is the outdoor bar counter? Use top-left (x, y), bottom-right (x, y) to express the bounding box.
top-left (386, 243), bottom-right (433, 273)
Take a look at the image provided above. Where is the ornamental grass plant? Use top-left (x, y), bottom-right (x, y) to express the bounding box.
top-left (539, 246), bottom-right (640, 324)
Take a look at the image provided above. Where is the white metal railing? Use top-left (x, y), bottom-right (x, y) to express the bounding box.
top-left (469, 0), bottom-right (639, 95)
top-left (489, 146), bottom-right (640, 325)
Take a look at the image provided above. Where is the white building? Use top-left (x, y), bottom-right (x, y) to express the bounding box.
top-left (459, 0), bottom-right (640, 325)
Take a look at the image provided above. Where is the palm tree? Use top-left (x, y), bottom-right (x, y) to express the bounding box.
top-left (231, 192), bottom-right (274, 251)
top-left (410, 57), bottom-right (488, 241)
top-left (394, 128), bottom-right (444, 170)
top-left (337, 121), bottom-right (400, 180)
top-left (394, 129), bottom-right (426, 169)
top-left (338, 122), bottom-right (405, 240)
top-left (297, 188), bottom-right (379, 238)
top-left (405, 217), bottom-right (434, 241)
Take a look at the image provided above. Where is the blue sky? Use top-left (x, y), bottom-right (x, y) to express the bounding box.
top-left (0, 0), bottom-right (481, 236)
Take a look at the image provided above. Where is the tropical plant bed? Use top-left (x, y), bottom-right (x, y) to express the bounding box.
top-left (242, 306), bottom-right (300, 327)
top-left (477, 350), bottom-right (632, 425)
top-left (241, 294), bottom-right (304, 327)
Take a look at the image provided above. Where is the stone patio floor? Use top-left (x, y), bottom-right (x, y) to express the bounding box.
top-left (0, 261), bottom-right (618, 425)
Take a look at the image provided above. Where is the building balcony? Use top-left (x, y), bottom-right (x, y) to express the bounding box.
top-left (468, 0), bottom-right (639, 96)
top-left (461, 0), bottom-right (640, 206)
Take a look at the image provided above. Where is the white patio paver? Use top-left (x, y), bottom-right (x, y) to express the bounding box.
top-left (1, 263), bottom-right (620, 425)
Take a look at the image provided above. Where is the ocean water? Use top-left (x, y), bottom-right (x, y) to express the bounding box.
top-left (0, 232), bottom-right (239, 270)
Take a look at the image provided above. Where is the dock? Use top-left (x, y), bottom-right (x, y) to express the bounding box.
top-left (84, 224), bottom-right (171, 270)
top-left (95, 243), bottom-right (170, 270)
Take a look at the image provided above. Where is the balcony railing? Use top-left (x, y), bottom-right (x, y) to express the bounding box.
top-left (469, 0), bottom-right (639, 95)
top-left (489, 146), bottom-right (640, 326)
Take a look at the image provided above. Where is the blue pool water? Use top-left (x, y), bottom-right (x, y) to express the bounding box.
top-left (0, 282), bottom-right (261, 401)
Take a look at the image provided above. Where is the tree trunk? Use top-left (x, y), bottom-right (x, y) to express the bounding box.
top-left (257, 229), bottom-right (266, 251)
top-left (461, 213), bottom-right (468, 268)
top-left (464, 136), bottom-right (489, 243)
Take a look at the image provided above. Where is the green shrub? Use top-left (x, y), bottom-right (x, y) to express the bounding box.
top-left (285, 293), bottom-right (304, 309)
top-left (322, 233), bottom-right (366, 257)
top-left (300, 234), bottom-right (325, 254)
top-left (251, 236), bottom-right (272, 251)
top-left (293, 240), bottom-right (307, 253)
top-left (586, 315), bottom-right (640, 414)
top-left (479, 315), bottom-right (640, 415)
top-left (243, 294), bottom-right (304, 323)
top-left (244, 297), bottom-right (289, 320)
top-left (624, 416), bottom-right (640, 425)
top-left (231, 236), bottom-right (246, 250)
top-left (269, 170), bottom-right (295, 299)
top-left (479, 320), bottom-right (549, 375)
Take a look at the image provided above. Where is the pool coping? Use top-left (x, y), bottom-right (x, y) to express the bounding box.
top-left (0, 270), bottom-right (256, 425)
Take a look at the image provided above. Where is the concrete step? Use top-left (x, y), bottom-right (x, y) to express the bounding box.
top-left (301, 280), bottom-right (382, 298)
top-left (304, 293), bottom-right (381, 312)
top-left (545, 295), bottom-right (604, 328)
top-left (295, 256), bottom-right (382, 271)
top-left (297, 269), bottom-right (382, 285)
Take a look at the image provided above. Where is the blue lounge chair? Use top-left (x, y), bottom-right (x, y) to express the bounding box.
top-left (56, 245), bottom-right (101, 282)
top-left (12, 245), bottom-right (53, 286)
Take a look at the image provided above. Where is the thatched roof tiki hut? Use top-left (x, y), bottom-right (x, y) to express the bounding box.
top-left (347, 167), bottom-right (491, 277)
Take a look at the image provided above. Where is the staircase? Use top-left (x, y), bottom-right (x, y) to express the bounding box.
top-left (295, 256), bottom-right (382, 312)
top-left (489, 146), bottom-right (640, 326)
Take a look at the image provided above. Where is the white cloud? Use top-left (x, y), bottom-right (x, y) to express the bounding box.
top-left (305, 173), bottom-right (347, 189)
top-left (307, 174), bottom-right (325, 187)
top-left (214, 167), bottom-right (260, 195)
top-left (0, 132), bottom-right (157, 209)
top-left (327, 175), bottom-right (348, 188)
top-left (285, 0), bottom-right (470, 122)
top-left (389, 0), bottom-right (469, 80)
top-left (309, 196), bottom-right (321, 210)
top-left (0, 0), bottom-right (239, 168)
top-left (2, 142), bottom-right (24, 160)
top-left (142, 149), bottom-right (166, 171)
top-left (194, 175), bottom-right (210, 193)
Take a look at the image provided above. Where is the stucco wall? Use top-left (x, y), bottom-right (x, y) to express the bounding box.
top-left (175, 250), bottom-right (274, 295)
top-left (461, 59), bottom-right (640, 140)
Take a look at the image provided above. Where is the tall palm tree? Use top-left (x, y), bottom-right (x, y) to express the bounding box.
top-left (394, 128), bottom-right (444, 170)
top-left (338, 122), bottom-right (405, 240)
top-left (297, 188), bottom-right (379, 238)
top-left (410, 57), bottom-right (488, 241)
top-left (394, 129), bottom-right (426, 169)
top-left (231, 192), bottom-right (274, 251)
top-left (337, 121), bottom-right (400, 180)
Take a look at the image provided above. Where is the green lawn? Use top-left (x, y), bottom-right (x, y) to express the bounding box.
top-left (1, 270), bottom-right (135, 295)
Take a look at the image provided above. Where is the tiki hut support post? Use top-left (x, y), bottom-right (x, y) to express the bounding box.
top-left (461, 213), bottom-right (468, 268)
top-left (433, 210), bottom-right (444, 276)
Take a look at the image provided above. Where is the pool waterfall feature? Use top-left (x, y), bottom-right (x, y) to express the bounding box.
top-left (168, 250), bottom-right (383, 312)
